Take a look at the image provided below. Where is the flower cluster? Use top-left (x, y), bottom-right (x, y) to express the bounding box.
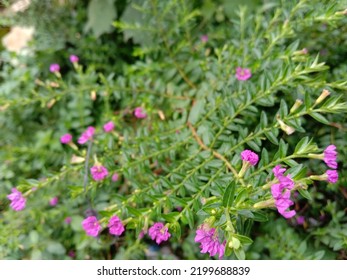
top-left (194, 224), bottom-right (225, 259)
top-left (82, 215), bottom-right (125, 237)
top-left (78, 126), bottom-right (95, 144)
top-left (271, 165), bottom-right (296, 219)
top-left (235, 67), bottom-right (252, 81)
top-left (7, 188), bottom-right (26, 211)
top-left (90, 165), bottom-right (109, 181)
top-left (240, 150), bottom-right (259, 166)
top-left (148, 222), bottom-right (171, 244)
top-left (108, 215), bottom-right (125, 236)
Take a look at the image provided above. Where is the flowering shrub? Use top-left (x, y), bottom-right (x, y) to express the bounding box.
top-left (1, 0), bottom-right (347, 259)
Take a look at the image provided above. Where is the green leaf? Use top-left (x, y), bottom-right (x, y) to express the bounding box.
top-left (294, 136), bottom-right (309, 154)
top-left (222, 181), bottom-right (236, 207)
top-left (188, 99), bottom-right (205, 124)
top-left (264, 129), bottom-right (279, 145)
top-left (234, 234), bottom-right (253, 245)
top-left (309, 112), bottom-right (330, 125)
top-left (234, 247), bottom-right (246, 260)
top-left (298, 188), bottom-right (312, 201)
top-left (47, 241), bottom-right (66, 255)
top-left (162, 212), bottom-right (180, 223)
top-left (252, 211), bottom-right (269, 222)
top-left (247, 140), bottom-right (261, 152)
top-left (304, 91), bottom-right (312, 109)
top-left (85, 0), bottom-right (117, 37)
top-left (279, 99), bottom-right (288, 118)
top-left (234, 189), bottom-right (248, 206)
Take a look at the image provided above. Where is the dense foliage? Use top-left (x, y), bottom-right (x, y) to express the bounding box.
top-left (0, 0), bottom-right (346, 260)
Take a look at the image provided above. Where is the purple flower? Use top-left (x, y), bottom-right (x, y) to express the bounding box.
top-left (324, 145), bottom-right (337, 169)
top-left (49, 63), bottom-right (60, 73)
top-left (90, 165), bottom-right (108, 181)
top-left (194, 224), bottom-right (225, 259)
top-left (65, 217), bottom-right (72, 224)
top-left (241, 150), bottom-right (259, 166)
top-left (78, 126), bottom-right (95, 144)
top-left (82, 216), bottom-right (102, 237)
top-left (49, 197), bottom-right (58, 206)
top-left (235, 67), bottom-right (252, 81)
top-left (326, 170), bottom-right (338, 183)
top-left (7, 188), bottom-right (26, 211)
top-left (201, 34), bottom-right (208, 43)
top-left (68, 250), bottom-right (75, 258)
top-left (148, 222), bottom-right (171, 244)
top-left (60, 133), bottom-right (72, 144)
top-left (296, 216), bottom-right (305, 225)
top-left (273, 165), bottom-right (286, 178)
top-left (103, 121), bottom-right (115, 133)
top-left (108, 215), bottom-right (125, 236)
top-left (111, 173), bottom-right (119, 182)
top-left (69, 54), bottom-right (79, 63)
top-left (134, 107), bottom-right (147, 119)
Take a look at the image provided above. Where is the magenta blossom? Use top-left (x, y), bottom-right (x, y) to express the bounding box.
top-left (60, 133), bottom-right (72, 144)
top-left (108, 215), bottom-right (125, 236)
top-left (296, 216), bottom-right (305, 225)
top-left (65, 217), bottom-right (72, 224)
top-left (201, 34), bottom-right (208, 43)
top-left (235, 67), bottom-right (251, 81)
top-left (90, 165), bottom-right (108, 181)
top-left (103, 121), bottom-right (115, 133)
top-left (49, 197), bottom-right (58, 206)
top-left (324, 145), bottom-right (337, 169)
top-left (78, 126), bottom-right (95, 144)
top-left (241, 150), bottom-right (259, 166)
top-left (273, 165), bottom-right (286, 178)
top-left (82, 216), bottom-right (102, 237)
top-left (111, 173), bottom-right (119, 182)
top-left (148, 222), bottom-right (171, 244)
top-left (195, 224), bottom-right (225, 259)
top-left (49, 63), bottom-right (60, 73)
top-left (69, 54), bottom-right (79, 63)
top-left (326, 170), bottom-right (338, 183)
top-left (134, 107), bottom-right (147, 119)
top-left (7, 188), bottom-right (26, 211)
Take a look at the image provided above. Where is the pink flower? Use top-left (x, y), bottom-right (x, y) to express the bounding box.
top-left (103, 121), bottom-right (115, 133)
top-left (49, 63), bottom-right (60, 73)
top-left (60, 133), bottom-right (72, 144)
top-left (201, 34), bottom-right (208, 43)
top-left (82, 216), bottom-right (102, 237)
top-left (134, 107), bottom-right (147, 119)
top-left (90, 165), bottom-right (108, 181)
top-left (65, 217), bottom-right (72, 224)
top-left (78, 126), bottom-right (95, 144)
top-left (273, 165), bottom-right (286, 178)
top-left (108, 215), bottom-right (125, 236)
top-left (68, 250), bottom-right (76, 258)
top-left (326, 170), bottom-right (338, 183)
top-left (195, 224), bottom-right (225, 259)
top-left (241, 150), bottom-right (259, 166)
top-left (324, 145), bottom-right (337, 169)
top-left (138, 230), bottom-right (146, 239)
top-left (49, 197), bottom-right (58, 206)
top-left (148, 222), bottom-right (171, 244)
top-left (111, 173), bottom-right (119, 182)
top-left (7, 188), bottom-right (26, 211)
top-left (235, 67), bottom-right (252, 81)
top-left (69, 54), bottom-right (79, 63)
top-left (296, 216), bottom-right (305, 225)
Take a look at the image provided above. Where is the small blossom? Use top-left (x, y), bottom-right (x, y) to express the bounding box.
top-left (324, 145), bottom-right (337, 169)
top-left (49, 197), bottom-right (58, 206)
top-left (68, 250), bottom-right (76, 258)
top-left (326, 170), bottom-right (338, 183)
top-left (235, 67), bottom-right (252, 81)
top-left (108, 215), bottom-right (125, 236)
top-left (201, 34), bottom-right (208, 43)
top-left (49, 63), bottom-right (60, 73)
top-left (78, 126), bottom-right (95, 144)
top-left (134, 107), bottom-right (147, 119)
top-left (69, 54), bottom-right (79, 63)
top-left (273, 165), bottom-right (286, 178)
top-left (60, 133), bottom-right (72, 144)
top-left (7, 188), bottom-right (26, 211)
top-left (241, 150), bottom-right (259, 166)
top-left (90, 165), bottom-right (108, 181)
top-left (296, 216), bottom-right (305, 225)
top-left (65, 217), bottom-right (72, 224)
top-left (111, 173), bottom-right (119, 182)
top-left (195, 224), bottom-right (225, 259)
top-left (148, 222), bottom-right (171, 244)
top-left (103, 121), bottom-right (115, 133)
top-left (82, 216), bottom-right (102, 237)
top-left (315, 89), bottom-right (330, 105)
top-left (138, 230), bottom-right (146, 239)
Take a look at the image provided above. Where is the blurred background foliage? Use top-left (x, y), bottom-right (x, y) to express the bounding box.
top-left (0, 0), bottom-right (346, 259)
